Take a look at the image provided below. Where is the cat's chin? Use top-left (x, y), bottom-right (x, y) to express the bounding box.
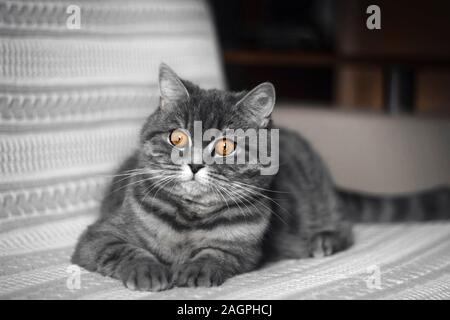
top-left (175, 180), bottom-right (210, 196)
top-left (170, 180), bottom-right (223, 207)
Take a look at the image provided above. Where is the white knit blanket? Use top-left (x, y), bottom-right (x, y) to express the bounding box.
top-left (1, 214), bottom-right (449, 300)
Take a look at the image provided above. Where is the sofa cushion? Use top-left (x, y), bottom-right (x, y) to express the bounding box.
top-left (1, 214), bottom-right (449, 299)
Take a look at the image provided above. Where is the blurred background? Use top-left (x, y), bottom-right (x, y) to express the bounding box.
top-left (209, 0), bottom-right (450, 116)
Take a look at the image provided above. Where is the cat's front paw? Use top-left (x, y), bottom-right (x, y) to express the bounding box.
top-left (309, 226), bottom-right (354, 258)
top-left (309, 232), bottom-right (337, 258)
top-left (172, 261), bottom-right (230, 288)
top-left (120, 258), bottom-right (171, 292)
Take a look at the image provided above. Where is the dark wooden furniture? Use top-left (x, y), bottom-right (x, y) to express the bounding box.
top-left (214, 0), bottom-right (450, 116)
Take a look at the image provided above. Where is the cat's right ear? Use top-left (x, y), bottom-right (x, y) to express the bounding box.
top-left (158, 63), bottom-right (189, 108)
top-left (235, 82), bottom-right (276, 127)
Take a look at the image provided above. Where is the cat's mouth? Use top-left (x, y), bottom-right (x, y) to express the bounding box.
top-left (171, 180), bottom-right (210, 197)
top-left (171, 180), bottom-right (223, 207)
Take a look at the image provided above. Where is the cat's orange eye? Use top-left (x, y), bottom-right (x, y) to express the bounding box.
top-left (169, 129), bottom-right (189, 148)
top-left (215, 138), bottom-right (235, 156)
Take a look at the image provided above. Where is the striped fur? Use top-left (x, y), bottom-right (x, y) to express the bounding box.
top-left (72, 64), bottom-right (448, 292)
top-left (338, 187), bottom-right (450, 222)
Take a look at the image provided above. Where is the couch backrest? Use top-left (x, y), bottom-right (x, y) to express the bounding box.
top-left (274, 106), bottom-right (450, 194)
top-left (0, 0), bottom-right (224, 231)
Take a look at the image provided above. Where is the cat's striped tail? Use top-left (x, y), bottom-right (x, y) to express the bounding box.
top-left (337, 186), bottom-right (450, 222)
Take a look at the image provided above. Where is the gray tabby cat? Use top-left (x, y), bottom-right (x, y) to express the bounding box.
top-left (72, 63), bottom-right (450, 291)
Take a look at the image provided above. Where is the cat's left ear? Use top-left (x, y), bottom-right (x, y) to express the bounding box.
top-left (158, 63), bottom-right (189, 108)
top-left (235, 82), bottom-right (276, 127)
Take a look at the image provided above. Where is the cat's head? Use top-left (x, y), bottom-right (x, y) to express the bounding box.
top-left (137, 63), bottom-right (277, 211)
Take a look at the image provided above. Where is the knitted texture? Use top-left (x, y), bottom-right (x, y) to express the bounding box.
top-left (0, 0), bottom-right (224, 229)
top-left (1, 217), bottom-right (449, 299)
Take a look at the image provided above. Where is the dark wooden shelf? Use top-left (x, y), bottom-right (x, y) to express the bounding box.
top-left (224, 50), bottom-right (450, 69)
top-left (224, 50), bottom-right (336, 67)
